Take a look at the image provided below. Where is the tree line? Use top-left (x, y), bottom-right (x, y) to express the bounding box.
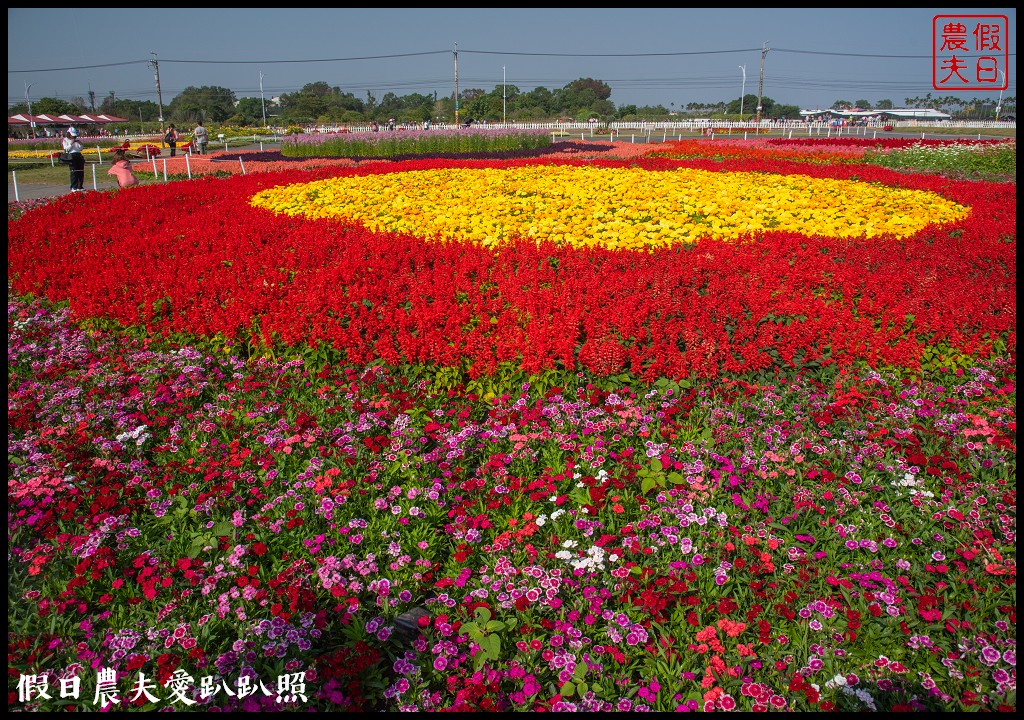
top-left (9, 78), bottom-right (1016, 128)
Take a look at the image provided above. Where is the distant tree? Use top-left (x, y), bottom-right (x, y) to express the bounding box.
top-left (903, 93), bottom-right (944, 110)
top-left (771, 104), bottom-right (801, 120)
top-left (553, 78), bottom-right (614, 117)
top-left (396, 92), bottom-right (436, 122)
top-left (509, 104), bottom-right (548, 121)
top-left (233, 97), bottom-right (268, 125)
top-left (512, 87), bottom-right (555, 117)
top-left (167, 86), bottom-right (237, 124)
top-left (591, 99), bottom-right (616, 117)
top-left (435, 95), bottom-right (454, 123)
top-left (684, 101), bottom-right (726, 116)
top-left (726, 94), bottom-right (760, 116)
top-left (465, 88), bottom-right (505, 122)
top-left (875, 99), bottom-right (895, 109)
top-left (374, 92), bottom-right (404, 122)
top-left (939, 97), bottom-right (967, 115)
top-left (854, 99), bottom-right (873, 110)
top-left (745, 97), bottom-right (777, 117)
top-left (565, 78), bottom-right (612, 101)
top-left (11, 97), bottom-right (82, 115)
top-left (831, 99), bottom-right (853, 110)
top-left (636, 104), bottom-right (670, 117)
top-left (470, 83), bottom-right (521, 122)
top-left (98, 97), bottom-right (160, 123)
top-left (278, 82), bottom-right (363, 123)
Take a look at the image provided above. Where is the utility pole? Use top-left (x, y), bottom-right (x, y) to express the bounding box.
top-left (995, 69), bottom-right (1003, 120)
top-left (755, 42), bottom-right (769, 124)
top-left (24, 82), bottom-right (35, 139)
top-left (738, 65), bottom-right (746, 119)
top-left (150, 52), bottom-right (165, 133)
top-left (453, 43), bottom-right (459, 126)
top-left (502, 65), bottom-right (506, 124)
top-left (88, 83), bottom-right (96, 112)
top-left (259, 70), bottom-right (267, 127)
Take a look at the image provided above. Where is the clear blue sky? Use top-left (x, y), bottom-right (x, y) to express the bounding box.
top-left (8, 8), bottom-right (1016, 112)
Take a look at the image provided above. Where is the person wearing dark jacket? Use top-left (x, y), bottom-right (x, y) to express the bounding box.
top-left (164, 124), bottom-right (179, 156)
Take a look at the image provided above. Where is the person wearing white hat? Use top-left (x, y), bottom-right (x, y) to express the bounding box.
top-left (62, 127), bottom-right (85, 192)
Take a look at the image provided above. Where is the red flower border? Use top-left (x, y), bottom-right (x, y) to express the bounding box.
top-left (8, 156), bottom-right (1016, 379)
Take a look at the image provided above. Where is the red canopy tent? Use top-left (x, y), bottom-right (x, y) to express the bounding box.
top-left (9, 112), bottom-right (130, 137)
top-left (8, 112), bottom-right (129, 126)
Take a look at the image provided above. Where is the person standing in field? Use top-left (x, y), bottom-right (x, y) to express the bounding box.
top-left (164, 124), bottom-right (179, 156)
top-left (193, 121), bottom-right (209, 155)
top-left (62, 127), bottom-right (85, 192)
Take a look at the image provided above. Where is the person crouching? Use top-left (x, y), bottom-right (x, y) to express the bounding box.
top-left (107, 149), bottom-right (139, 188)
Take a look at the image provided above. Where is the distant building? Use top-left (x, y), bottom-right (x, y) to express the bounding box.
top-left (799, 108), bottom-right (952, 122)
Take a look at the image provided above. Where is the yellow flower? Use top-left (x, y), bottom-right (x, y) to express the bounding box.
top-left (250, 166), bottom-right (969, 251)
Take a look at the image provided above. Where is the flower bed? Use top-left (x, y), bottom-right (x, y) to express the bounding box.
top-left (281, 127), bottom-right (553, 159)
top-left (6, 138), bottom-right (1017, 712)
top-left (7, 155), bottom-right (1015, 379)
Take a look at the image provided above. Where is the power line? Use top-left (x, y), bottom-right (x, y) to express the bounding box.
top-left (159, 50), bottom-right (451, 65)
top-left (8, 60), bottom-right (148, 74)
top-left (459, 48), bottom-right (764, 57)
top-left (7, 51), bottom-right (451, 74)
top-left (17, 45), bottom-right (1011, 74)
top-left (9, 45), bottom-right (1014, 109)
top-left (773, 48), bottom-right (934, 59)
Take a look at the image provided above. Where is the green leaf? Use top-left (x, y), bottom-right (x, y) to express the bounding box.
top-left (573, 663), bottom-right (587, 681)
top-left (481, 633), bottom-right (500, 659)
top-left (561, 681), bottom-right (576, 697)
top-left (210, 521), bottom-right (234, 537)
top-left (473, 606), bottom-right (492, 623)
top-left (668, 472), bottom-right (686, 484)
top-left (188, 534), bottom-right (213, 558)
top-left (651, 459), bottom-right (663, 472)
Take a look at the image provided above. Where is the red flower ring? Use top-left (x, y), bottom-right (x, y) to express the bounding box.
top-left (7, 157), bottom-right (1015, 380)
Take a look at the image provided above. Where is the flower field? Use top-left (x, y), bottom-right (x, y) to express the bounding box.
top-left (7, 138), bottom-right (1017, 712)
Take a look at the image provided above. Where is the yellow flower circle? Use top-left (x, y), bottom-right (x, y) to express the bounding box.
top-left (250, 166), bottom-right (969, 251)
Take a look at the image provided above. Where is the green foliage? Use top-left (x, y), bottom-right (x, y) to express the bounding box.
top-left (277, 82), bottom-right (366, 124)
top-left (861, 140), bottom-right (1016, 182)
top-left (458, 606), bottom-right (506, 672)
top-left (636, 457), bottom-right (684, 495)
top-left (280, 129), bottom-right (552, 159)
top-left (166, 85), bottom-right (238, 124)
top-left (231, 97), bottom-right (269, 126)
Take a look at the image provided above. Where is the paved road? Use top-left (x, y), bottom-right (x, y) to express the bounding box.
top-left (9, 161), bottom-right (124, 203)
top-left (9, 181), bottom-right (88, 203)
